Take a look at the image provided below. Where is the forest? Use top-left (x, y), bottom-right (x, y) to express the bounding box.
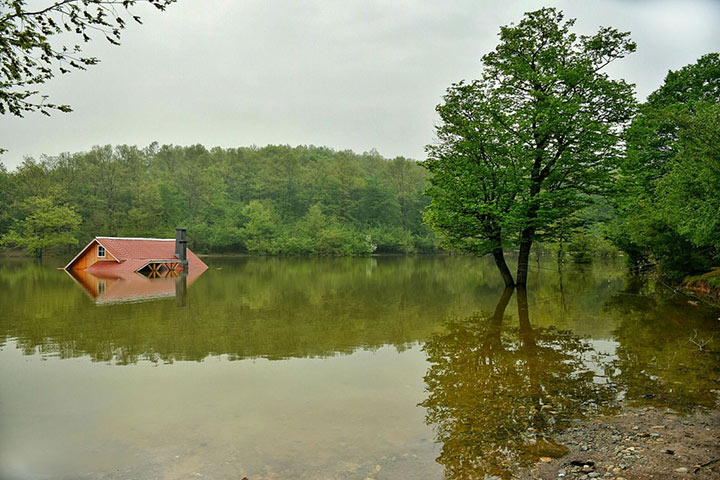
top-left (0, 144), bottom-right (435, 255)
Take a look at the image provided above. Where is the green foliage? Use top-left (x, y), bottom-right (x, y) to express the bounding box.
top-left (423, 7), bottom-right (636, 284)
top-left (0, 162), bottom-right (12, 233)
top-left (0, 144), bottom-right (436, 256)
top-left (368, 225), bottom-right (414, 254)
top-left (567, 233), bottom-right (594, 264)
top-left (1, 196), bottom-right (80, 258)
top-left (353, 178), bottom-right (401, 227)
top-left (656, 104), bottom-right (720, 252)
top-left (241, 200), bottom-right (280, 254)
top-left (611, 53), bottom-right (720, 280)
top-left (566, 231), bottom-right (618, 264)
top-left (0, 0), bottom-right (174, 117)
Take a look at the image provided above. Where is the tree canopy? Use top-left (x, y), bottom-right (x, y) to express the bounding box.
top-left (0, 0), bottom-right (174, 117)
top-left (610, 53), bottom-right (720, 280)
top-left (423, 7), bottom-right (636, 286)
top-left (0, 195), bottom-right (80, 258)
top-left (0, 144), bottom-right (435, 256)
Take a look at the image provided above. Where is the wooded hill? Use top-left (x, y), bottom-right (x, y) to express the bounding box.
top-left (0, 144), bottom-right (436, 255)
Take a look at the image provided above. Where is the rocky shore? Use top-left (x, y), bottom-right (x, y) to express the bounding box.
top-left (520, 406), bottom-right (720, 480)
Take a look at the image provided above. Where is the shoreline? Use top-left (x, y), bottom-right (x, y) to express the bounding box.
top-left (521, 405), bottom-right (720, 480)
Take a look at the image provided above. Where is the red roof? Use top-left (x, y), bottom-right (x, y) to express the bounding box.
top-left (66, 237), bottom-right (208, 273)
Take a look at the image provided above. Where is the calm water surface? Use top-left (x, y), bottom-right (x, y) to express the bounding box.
top-left (0, 256), bottom-right (718, 480)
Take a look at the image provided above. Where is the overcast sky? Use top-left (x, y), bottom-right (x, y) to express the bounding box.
top-left (1, 0), bottom-right (719, 169)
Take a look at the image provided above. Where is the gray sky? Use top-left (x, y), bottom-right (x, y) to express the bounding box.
top-left (1, 0), bottom-right (719, 170)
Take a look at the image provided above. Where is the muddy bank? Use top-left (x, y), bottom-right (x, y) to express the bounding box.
top-left (684, 269), bottom-right (720, 307)
top-left (520, 406), bottom-right (720, 480)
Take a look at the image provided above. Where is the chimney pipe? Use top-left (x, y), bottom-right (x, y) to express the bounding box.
top-left (175, 227), bottom-right (188, 270)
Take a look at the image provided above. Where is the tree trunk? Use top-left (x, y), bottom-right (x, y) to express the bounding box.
top-left (518, 166), bottom-right (542, 286)
top-left (492, 248), bottom-right (515, 287)
top-left (516, 235), bottom-right (533, 286)
top-left (557, 236), bottom-right (564, 272)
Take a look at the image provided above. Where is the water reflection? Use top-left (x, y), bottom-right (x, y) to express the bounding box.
top-left (606, 278), bottom-right (720, 412)
top-left (421, 287), bottom-right (618, 479)
top-left (66, 268), bottom-right (193, 305)
top-left (0, 256), bottom-right (717, 479)
top-left (0, 256), bottom-right (517, 363)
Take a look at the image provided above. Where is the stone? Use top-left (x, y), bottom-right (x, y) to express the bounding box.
top-left (675, 467), bottom-right (689, 473)
top-left (557, 469), bottom-right (567, 477)
top-left (540, 457), bottom-right (554, 463)
top-left (588, 473), bottom-right (600, 478)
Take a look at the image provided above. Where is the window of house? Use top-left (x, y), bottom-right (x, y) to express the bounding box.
top-left (98, 281), bottom-right (106, 295)
top-left (97, 245), bottom-right (106, 258)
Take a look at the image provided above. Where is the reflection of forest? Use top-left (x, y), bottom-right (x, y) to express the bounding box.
top-left (605, 277), bottom-right (720, 412)
top-left (0, 256), bottom-right (513, 363)
top-left (422, 281), bottom-right (719, 479)
top-left (422, 288), bottom-right (616, 480)
top-left (1, 254), bottom-right (717, 413)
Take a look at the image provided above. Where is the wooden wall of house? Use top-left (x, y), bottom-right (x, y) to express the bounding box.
top-left (70, 240), bottom-right (117, 270)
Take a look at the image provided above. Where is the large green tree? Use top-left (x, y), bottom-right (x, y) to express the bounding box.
top-left (0, 0), bottom-right (174, 117)
top-left (424, 8), bottom-right (636, 286)
top-left (611, 53), bottom-right (720, 279)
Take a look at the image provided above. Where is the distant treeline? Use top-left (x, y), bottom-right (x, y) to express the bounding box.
top-left (0, 144), bottom-right (437, 255)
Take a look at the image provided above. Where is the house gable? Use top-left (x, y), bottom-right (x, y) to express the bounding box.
top-left (65, 239), bottom-right (119, 270)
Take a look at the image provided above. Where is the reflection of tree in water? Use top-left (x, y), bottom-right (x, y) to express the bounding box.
top-left (605, 279), bottom-right (720, 413)
top-left (1, 257), bottom-right (506, 363)
top-left (422, 288), bottom-right (616, 480)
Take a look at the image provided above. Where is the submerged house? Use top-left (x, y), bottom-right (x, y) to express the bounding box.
top-left (65, 228), bottom-right (208, 304)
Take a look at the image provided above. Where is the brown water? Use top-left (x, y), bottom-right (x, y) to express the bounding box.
top-left (0, 256), bottom-right (718, 479)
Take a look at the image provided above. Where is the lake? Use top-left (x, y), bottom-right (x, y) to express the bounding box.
top-left (1, 255), bottom-right (718, 479)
